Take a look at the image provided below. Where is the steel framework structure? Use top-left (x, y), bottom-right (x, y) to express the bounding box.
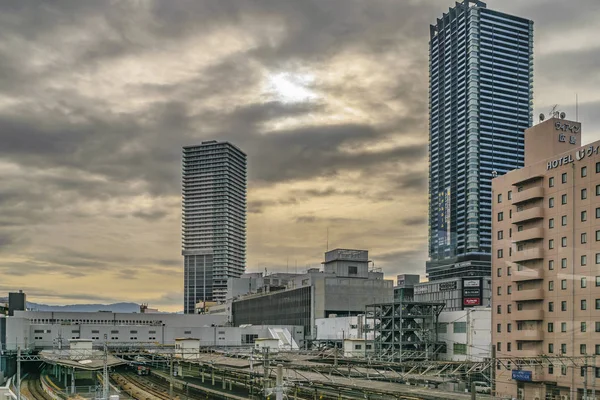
top-left (365, 301), bottom-right (446, 362)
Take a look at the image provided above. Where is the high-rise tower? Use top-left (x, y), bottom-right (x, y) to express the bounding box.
top-left (427, 0), bottom-right (533, 280)
top-left (182, 141), bottom-right (247, 313)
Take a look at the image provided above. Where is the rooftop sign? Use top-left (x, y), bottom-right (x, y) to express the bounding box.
top-left (547, 145), bottom-right (600, 170)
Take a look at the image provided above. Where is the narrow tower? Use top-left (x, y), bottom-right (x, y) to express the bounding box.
top-left (427, 0), bottom-right (534, 280)
top-left (182, 141), bottom-right (247, 313)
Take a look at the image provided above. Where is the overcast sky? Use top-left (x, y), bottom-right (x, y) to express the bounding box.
top-left (1, 0), bottom-right (599, 311)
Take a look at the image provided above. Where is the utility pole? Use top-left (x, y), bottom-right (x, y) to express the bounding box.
top-left (491, 344), bottom-right (496, 398)
top-left (16, 347), bottom-right (21, 400)
top-left (592, 354), bottom-right (597, 400)
top-left (103, 335), bottom-right (109, 400)
top-left (169, 355), bottom-right (174, 399)
top-left (470, 381), bottom-right (476, 400)
top-left (584, 355), bottom-right (588, 400)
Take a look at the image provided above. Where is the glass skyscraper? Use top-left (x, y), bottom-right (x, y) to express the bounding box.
top-left (182, 141), bottom-right (247, 313)
top-left (427, 0), bottom-right (533, 280)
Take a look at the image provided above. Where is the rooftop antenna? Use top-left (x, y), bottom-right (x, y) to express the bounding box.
top-left (550, 104), bottom-right (559, 119)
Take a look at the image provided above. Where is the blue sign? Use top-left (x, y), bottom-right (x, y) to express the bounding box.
top-left (512, 370), bottom-right (532, 382)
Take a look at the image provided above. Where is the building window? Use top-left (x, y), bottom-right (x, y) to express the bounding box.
top-left (497, 193), bottom-right (502, 203)
top-left (453, 322), bottom-right (467, 333)
top-left (562, 173), bottom-right (567, 183)
top-left (597, 344), bottom-right (600, 355)
top-left (582, 188), bottom-right (588, 199)
top-left (497, 342), bottom-right (502, 352)
top-left (597, 299), bottom-right (600, 310)
top-left (582, 166), bottom-right (588, 177)
top-left (597, 162), bottom-right (600, 173)
top-left (582, 299), bottom-right (587, 310)
top-left (548, 322), bottom-right (554, 332)
top-left (561, 301), bottom-right (567, 311)
top-left (497, 230), bottom-right (503, 240)
top-left (497, 286), bottom-right (501, 296)
top-left (549, 343), bottom-right (554, 353)
top-left (497, 212), bottom-right (503, 221)
top-left (507, 304), bottom-right (512, 313)
top-left (453, 343), bottom-right (467, 355)
top-left (561, 322), bottom-right (567, 332)
top-left (561, 279), bottom-right (567, 290)
top-left (582, 211), bottom-right (588, 222)
top-left (497, 324), bottom-right (501, 333)
top-left (597, 208), bottom-right (600, 218)
top-left (549, 218), bottom-right (555, 229)
top-left (507, 266), bottom-right (511, 276)
top-left (497, 249), bottom-right (503, 258)
top-left (596, 322), bottom-right (600, 332)
top-left (549, 260), bottom-right (554, 270)
top-left (582, 322), bottom-right (587, 333)
top-left (549, 302), bottom-right (554, 312)
top-left (507, 342), bottom-right (511, 352)
top-left (507, 323), bottom-right (512, 333)
top-left (561, 344), bottom-right (567, 354)
top-left (582, 277), bottom-right (587, 288)
top-left (497, 305), bottom-right (501, 314)
top-left (597, 253), bottom-right (600, 264)
top-left (549, 197), bottom-right (555, 208)
top-left (597, 184), bottom-right (600, 196)
top-left (549, 239), bottom-right (554, 249)
top-left (517, 302), bottom-right (523, 311)
top-left (348, 266), bottom-right (358, 275)
top-left (562, 194), bottom-right (567, 204)
top-left (561, 258), bottom-right (567, 269)
top-left (509, 209), bottom-right (512, 218)
top-left (497, 268), bottom-right (502, 277)
top-left (549, 281), bottom-right (554, 291)
top-left (597, 230), bottom-right (600, 241)
top-left (597, 276), bottom-right (600, 286)
top-left (582, 232), bottom-right (588, 244)
top-left (507, 285), bottom-right (512, 294)
top-left (561, 237), bottom-right (567, 247)
top-left (562, 215), bottom-right (567, 225)
top-left (582, 255), bottom-right (587, 266)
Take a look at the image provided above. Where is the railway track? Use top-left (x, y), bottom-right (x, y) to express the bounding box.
top-left (24, 374), bottom-right (51, 400)
top-left (112, 372), bottom-right (174, 400)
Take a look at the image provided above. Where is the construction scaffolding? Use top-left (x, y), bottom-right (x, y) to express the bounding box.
top-left (365, 300), bottom-right (446, 362)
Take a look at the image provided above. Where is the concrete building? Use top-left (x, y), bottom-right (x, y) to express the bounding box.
top-left (413, 276), bottom-right (492, 311)
top-left (393, 274), bottom-right (420, 302)
top-left (437, 307), bottom-right (491, 362)
top-left (0, 310), bottom-right (303, 351)
top-left (182, 141), bottom-right (247, 310)
top-left (225, 272), bottom-right (302, 302)
top-left (314, 315), bottom-right (372, 342)
top-left (231, 249), bottom-right (394, 341)
top-left (427, 0), bottom-right (534, 280)
top-left (491, 115), bottom-right (600, 399)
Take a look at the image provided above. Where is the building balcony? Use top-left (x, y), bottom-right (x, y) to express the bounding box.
top-left (512, 208), bottom-right (544, 224)
top-left (513, 309), bottom-right (544, 321)
top-left (513, 228), bottom-right (544, 244)
top-left (512, 248), bottom-right (544, 263)
top-left (512, 288), bottom-right (544, 302)
top-left (512, 187), bottom-right (544, 205)
top-left (516, 330), bottom-right (544, 341)
top-left (511, 268), bottom-right (544, 282)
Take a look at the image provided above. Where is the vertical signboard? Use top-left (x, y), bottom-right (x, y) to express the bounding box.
top-left (437, 188), bottom-right (451, 248)
top-left (462, 277), bottom-right (483, 308)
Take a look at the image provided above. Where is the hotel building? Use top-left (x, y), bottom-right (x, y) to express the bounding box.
top-left (492, 116), bottom-right (600, 399)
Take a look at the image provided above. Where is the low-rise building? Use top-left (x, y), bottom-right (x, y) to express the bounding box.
top-left (437, 307), bottom-right (491, 362)
top-left (231, 249), bottom-right (394, 340)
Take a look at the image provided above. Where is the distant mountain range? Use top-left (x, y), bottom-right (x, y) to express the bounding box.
top-left (26, 302), bottom-right (141, 313)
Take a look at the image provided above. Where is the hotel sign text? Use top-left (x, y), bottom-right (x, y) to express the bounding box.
top-left (547, 145), bottom-right (600, 170)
